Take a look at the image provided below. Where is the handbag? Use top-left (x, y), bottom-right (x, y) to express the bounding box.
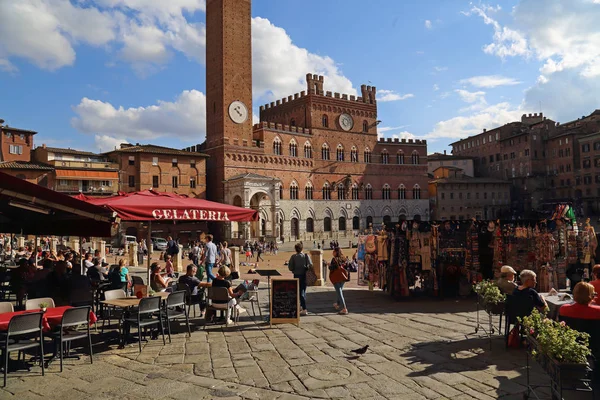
top-left (507, 325), bottom-right (520, 348)
top-left (304, 253), bottom-right (317, 286)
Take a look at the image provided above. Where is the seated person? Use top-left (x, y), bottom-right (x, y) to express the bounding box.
top-left (497, 265), bottom-right (518, 295)
top-left (211, 266), bottom-right (246, 326)
top-left (178, 264), bottom-right (210, 306)
top-left (559, 282), bottom-right (600, 320)
top-left (87, 259), bottom-right (108, 282)
top-left (513, 269), bottom-right (547, 311)
top-left (591, 264), bottom-right (600, 304)
top-left (150, 262), bottom-right (172, 292)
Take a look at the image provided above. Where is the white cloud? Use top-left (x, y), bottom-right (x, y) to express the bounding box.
top-left (94, 134), bottom-right (128, 153)
top-left (251, 17), bottom-right (356, 102)
top-left (433, 84), bottom-right (439, 91)
top-left (378, 125), bottom-right (409, 134)
top-left (433, 66), bottom-right (448, 72)
top-left (71, 89), bottom-right (206, 141)
top-left (439, 92), bottom-right (451, 99)
top-left (460, 75), bottom-right (522, 88)
top-left (377, 90), bottom-right (414, 102)
top-left (455, 89), bottom-right (486, 104)
top-left (425, 20), bottom-right (432, 29)
top-left (0, 59), bottom-right (17, 73)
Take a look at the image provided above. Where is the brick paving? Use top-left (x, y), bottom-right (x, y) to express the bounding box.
top-left (0, 286), bottom-right (595, 399)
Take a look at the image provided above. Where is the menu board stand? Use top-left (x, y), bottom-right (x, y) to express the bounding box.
top-left (255, 269), bottom-right (282, 324)
top-left (269, 278), bottom-right (300, 327)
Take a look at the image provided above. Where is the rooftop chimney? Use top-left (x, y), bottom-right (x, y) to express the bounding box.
top-left (444, 150), bottom-right (447, 155)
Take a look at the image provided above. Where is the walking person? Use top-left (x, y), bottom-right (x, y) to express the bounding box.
top-left (329, 247), bottom-right (349, 315)
top-left (288, 242), bottom-right (311, 315)
top-left (202, 234), bottom-right (218, 283)
top-left (256, 245), bottom-right (264, 262)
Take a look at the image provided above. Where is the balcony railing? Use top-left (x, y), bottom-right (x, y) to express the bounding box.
top-left (48, 160), bottom-right (119, 169)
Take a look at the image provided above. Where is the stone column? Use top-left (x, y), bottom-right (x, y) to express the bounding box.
top-left (309, 249), bottom-right (325, 286)
top-left (230, 246), bottom-right (240, 273)
top-left (99, 241), bottom-right (106, 263)
top-left (173, 244), bottom-right (183, 272)
top-left (71, 238), bottom-right (80, 253)
top-left (17, 236), bottom-right (25, 248)
top-left (129, 243), bottom-right (138, 267)
top-left (50, 238), bottom-right (58, 253)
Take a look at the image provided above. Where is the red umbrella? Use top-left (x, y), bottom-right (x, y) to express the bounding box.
top-left (79, 190), bottom-right (258, 222)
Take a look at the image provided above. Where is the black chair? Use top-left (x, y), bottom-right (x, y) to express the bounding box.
top-left (176, 283), bottom-right (204, 318)
top-left (0, 312), bottom-right (45, 387)
top-left (504, 294), bottom-right (535, 347)
top-left (123, 296), bottom-right (165, 352)
top-left (46, 306), bottom-right (93, 372)
top-left (163, 291), bottom-right (191, 343)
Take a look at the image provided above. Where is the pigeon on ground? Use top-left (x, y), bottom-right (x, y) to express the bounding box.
top-left (350, 345), bottom-right (369, 355)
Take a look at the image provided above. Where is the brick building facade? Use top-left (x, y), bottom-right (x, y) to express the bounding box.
top-left (192, 0), bottom-right (429, 243)
top-left (0, 122), bottom-right (53, 184)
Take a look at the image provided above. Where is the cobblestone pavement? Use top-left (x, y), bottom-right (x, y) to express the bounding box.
top-left (0, 287), bottom-right (595, 399)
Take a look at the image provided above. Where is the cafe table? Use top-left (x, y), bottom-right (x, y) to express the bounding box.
top-left (540, 292), bottom-right (574, 320)
top-left (0, 306), bottom-right (97, 332)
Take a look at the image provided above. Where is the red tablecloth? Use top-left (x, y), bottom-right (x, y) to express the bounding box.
top-left (0, 306), bottom-right (97, 332)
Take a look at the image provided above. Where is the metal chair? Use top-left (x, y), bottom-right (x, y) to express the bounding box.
top-left (504, 294), bottom-right (535, 347)
top-left (123, 296), bottom-right (165, 352)
top-left (101, 289), bottom-right (126, 330)
top-left (0, 312), bottom-right (45, 387)
top-left (238, 281), bottom-right (262, 318)
top-left (24, 297), bottom-right (55, 311)
top-left (0, 302), bottom-right (13, 314)
top-left (46, 306), bottom-right (93, 372)
top-left (163, 291), bottom-right (191, 343)
top-left (176, 283), bottom-right (204, 318)
top-left (204, 287), bottom-right (235, 329)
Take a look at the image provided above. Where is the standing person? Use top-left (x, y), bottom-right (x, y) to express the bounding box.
top-left (202, 234), bottom-right (218, 282)
top-left (288, 243), bottom-right (311, 315)
top-left (256, 245), bottom-right (264, 262)
top-left (329, 248), bottom-right (349, 315)
top-left (165, 255), bottom-right (175, 277)
top-left (190, 241), bottom-right (201, 265)
top-left (220, 242), bottom-right (235, 278)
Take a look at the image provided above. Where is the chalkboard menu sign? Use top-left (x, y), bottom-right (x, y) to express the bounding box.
top-left (270, 278), bottom-right (300, 326)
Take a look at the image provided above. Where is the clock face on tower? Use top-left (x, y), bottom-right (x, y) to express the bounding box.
top-left (338, 113), bottom-right (354, 131)
top-left (228, 101), bottom-right (248, 124)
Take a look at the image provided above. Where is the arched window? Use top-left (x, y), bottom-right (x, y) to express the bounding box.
top-left (362, 120), bottom-right (369, 133)
top-left (366, 215), bottom-right (373, 227)
top-left (305, 183), bottom-right (313, 200)
top-left (304, 142), bottom-right (312, 158)
top-left (412, 150), bottom-right (420, 165)
top-left (290, 118), bottom-right (296, 127)
top-left (290, 181), bottom-right (299, 200)
top-left (324, 217), bottom-right (332, 232)
top-left (322, 115), bottom-right (329, 128)
top-left (397, 151), bottom-right (405, 164)
top-left (381, 150), bottom-right (389, 164)
top-left (365, 184), bottom-right (373, 200)
top-left (321, 143), bottom-right (330, 160)
top-left (337, 183), bottom-right (346, 200)
top-left (289, 140), bottom-right (298, 157)
top-left (273, 138), bottom-right (282, 155)
top-left (338, 217), bottom-right (347, 231)
top-left (352, 216), bottom-right (360, 230)
top-left (336, 144), bottom-right (344, 161)
top-left (398, 184), bottom-right (406, 199)
top-left (350, 146), bottom-right (358, 162)
top-left (413, 184), bottom-right (421, 199)
top-left (351, 183), bottom-right (359, 200)
top-left (322, 183), bottom-right (331, 200)
top-left (278, 184), bottom-right (284, 200)
top-left (306, 218), bottom-right (314, 233)
top-left (364, 147), bottom-right (371, 163)
top-left (382, 184), bottom-right (391, 200)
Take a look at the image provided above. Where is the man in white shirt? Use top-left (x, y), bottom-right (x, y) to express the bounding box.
top-left (83, 252), bottom-right (94, 274)
top-left (202, 234), bottom-right (218, 282)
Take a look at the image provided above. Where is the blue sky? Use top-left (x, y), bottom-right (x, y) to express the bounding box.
top-left (1, 0), bottom-right (599, 154)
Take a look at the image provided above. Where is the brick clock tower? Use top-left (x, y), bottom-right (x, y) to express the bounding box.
top-left (205, 0), bottom-right (253, 203)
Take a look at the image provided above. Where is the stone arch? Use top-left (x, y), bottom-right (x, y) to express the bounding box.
top-left (365, 206), bottom-right (375, 217)
top-left (290, 207), bottom-right (301, 220)
top-left (382, 206), bottom-right (394, 217)
top-left (353, 208), bottom-right (361, 217)
top-left (306, 208), bottom-right (316, 219)
top-left (339, 208), bottom-right (348, 219)
top-left (323, 207), bottom-right (334, 219)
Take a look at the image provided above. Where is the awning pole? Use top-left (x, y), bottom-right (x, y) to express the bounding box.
top-left (147, 221), bottom-right (152, 291)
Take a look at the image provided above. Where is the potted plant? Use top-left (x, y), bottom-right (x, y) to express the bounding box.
top-left (38, 302), bottom-right (49, 313)
top-left (473, 280), bottom-right (506, 315)
top-left (520, 309), bottom-right (591, 387)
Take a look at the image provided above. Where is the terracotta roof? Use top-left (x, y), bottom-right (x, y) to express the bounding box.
top-left (41, 146), bottom-right (98, 156)
top-left (225, 173), bottom-right (279, 182)
top-left (429, 176), bottom-right (510, 185)
top-left (105, 144), bottom-right (209, 157)
top-left (427, 153), bottom-right (473, 161)
top-left (1, 126), bottom-right (37, 134)
top-left (0, 161), bottom-right (54, 171)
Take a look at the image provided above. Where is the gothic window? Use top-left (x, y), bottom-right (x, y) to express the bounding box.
top-left (305, 183), bottom-right (313, 199)
top-left (338, 217), bottom-right (347, 231)
top-left (364, 147), bottom-right (371, 163)
top-left (289, 140), bottom-right (298, 157)
top-left (337, 184), bottom-right (346, 200)
top-left (350, 146), bottom-right (358, 162)
top-left (362, 120), bottom-right (369, 133)
top-left (412, 151), bottom-right (420, 165)
top-left (322, 115), bottom-right (329, 128)
top-left (413, 184), bottom-right (421, 199)
top-left (278, 184), bottom-right (284, 200)
top-left (290, 118), bottom-right (296, 127)
top-left (398, 184), bottom-right (406, 199)
top-left (336, 144), bottom-right (344, 161)
top-left (321, 143), bottom-right (330, 160)
top-left (322, 183), bottom-right (331, 200)
top-left (273, 138), bottom-right (282, 155)
top-left (381, 150), bottom-right (389, 164)
top-left (306, 218), bottom-right (314, 232)
top-left (365, 184), bottom-right (373, 200)
top-left (382, 184), bottom-right (391, 200)
top-left (397, 151), bottom-right (405, 164)
top-left (351, 184), bottom-right (359, 200)
top-left (290, 182), bottom-right (299, 200)
top-left (304, 142), bottom-right (312, 158)
top-left (324, 217), bottom-right (332, 232)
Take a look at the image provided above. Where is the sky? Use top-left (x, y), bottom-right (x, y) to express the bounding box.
top-left (1, 0), bottom-right (600, 155)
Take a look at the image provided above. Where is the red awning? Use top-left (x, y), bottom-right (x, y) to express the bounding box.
top-left (78, 190), bottom-right (258, 222)
top-left (0, 171), bottom-right (114, 236)
top-left (56, 170), bottom-right (118, 179)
